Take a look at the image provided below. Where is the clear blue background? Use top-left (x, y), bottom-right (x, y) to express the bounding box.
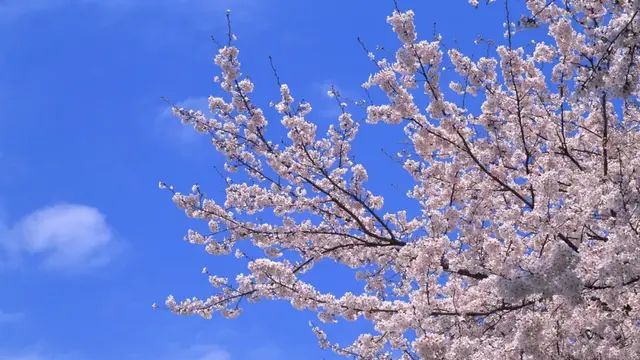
top-left (0, 1), bottom-right (516, 358)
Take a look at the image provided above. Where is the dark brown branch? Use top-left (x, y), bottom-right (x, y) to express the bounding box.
top-left (557, 233), bottom-right (579, 253)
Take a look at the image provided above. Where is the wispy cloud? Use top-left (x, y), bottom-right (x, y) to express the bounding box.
top-left (162, 344), bottom-right (231, 360)
top-left (0, 351), bottom-right (48, 360)
top-left (0, 203), bottom-right (118, 271)
top-left (309, 80), bottom-right (368, 121)
top-left (0, 0), bottom-right (264, 24)
top-left (195, 347), bottom-right (231, 360)
top-left (0, 309), bottom-right (24, 325)
top-left (154, 96), bottom-right (211, 148)
top-left (0, 0), bottom-right (122, 20)
top-left (246, 344), bottom-right (284, 360)
top-left (163, 342), bottom-right (284, 360)
top-left (0, 0), bottom-right (65, 18)
top-left (0, 346), bottom-right (83, 360)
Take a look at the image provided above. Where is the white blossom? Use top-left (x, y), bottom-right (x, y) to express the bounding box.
top-left (161, 2), bottom-right (640, 358)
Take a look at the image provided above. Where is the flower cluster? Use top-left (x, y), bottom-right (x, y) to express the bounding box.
top-left (161, 1), bottom-right (640, 358)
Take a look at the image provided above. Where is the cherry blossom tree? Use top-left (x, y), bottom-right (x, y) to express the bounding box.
top-left (159, 0), bottom-right (640, 358)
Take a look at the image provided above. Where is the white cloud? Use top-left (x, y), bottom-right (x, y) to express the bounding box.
top-left (1, 204), bottom-right (117, 271)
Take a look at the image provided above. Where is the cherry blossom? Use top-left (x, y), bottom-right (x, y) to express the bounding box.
top-left (160, 1), bottom-right (640, 358)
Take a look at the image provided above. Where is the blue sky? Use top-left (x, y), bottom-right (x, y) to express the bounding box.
top-left (0, 1), bottom-right (514, 359)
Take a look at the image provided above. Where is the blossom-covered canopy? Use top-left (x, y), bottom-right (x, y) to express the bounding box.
top-left (161, 1), bottom-right (640, 358)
